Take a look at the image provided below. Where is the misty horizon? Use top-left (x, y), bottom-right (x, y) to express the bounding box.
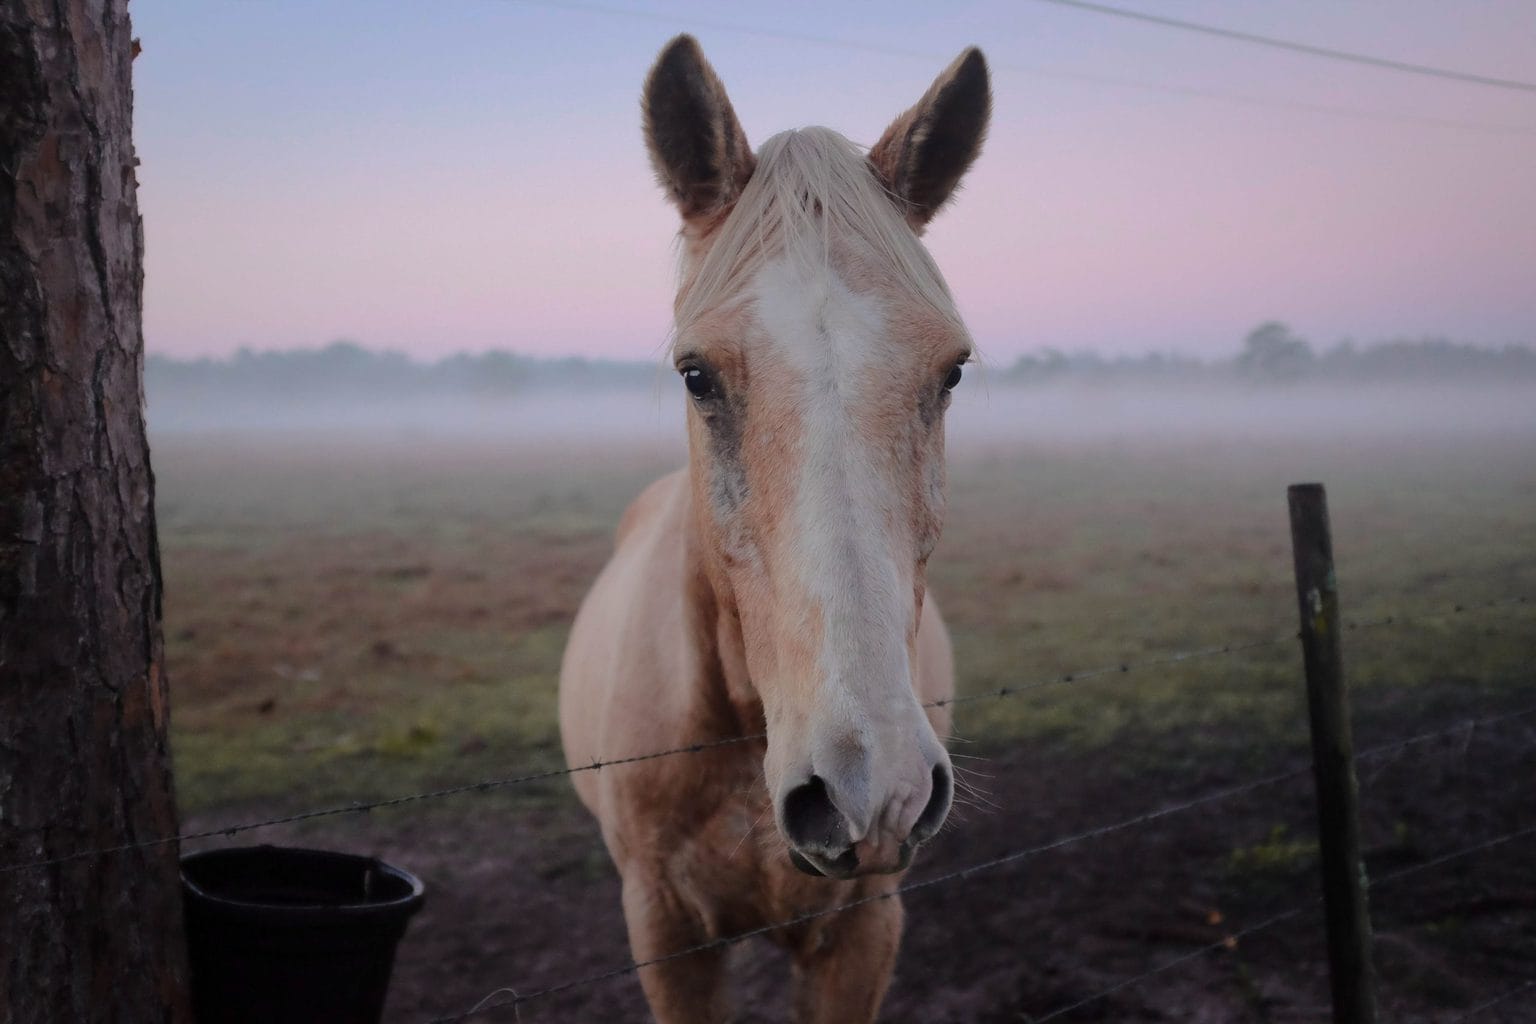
top-left (147, 325), bottom-right (1536, 367)
top-left (145, 328), bottom-right (1536, 445)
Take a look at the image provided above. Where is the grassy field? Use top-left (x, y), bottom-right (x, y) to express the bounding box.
top-left (153, 417), bottom-right (1536, 820)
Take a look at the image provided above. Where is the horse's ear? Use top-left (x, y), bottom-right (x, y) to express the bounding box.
top-left (869, 47), bottom-right (991, 231)
top-left (643, 35), bottom-right (755, 224)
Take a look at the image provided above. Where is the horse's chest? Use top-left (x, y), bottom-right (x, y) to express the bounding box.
top-left (655, 760), bottom-right (859, 938)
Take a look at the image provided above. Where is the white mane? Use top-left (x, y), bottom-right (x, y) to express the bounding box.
top-left (671, 126), bottom-right (966, 346)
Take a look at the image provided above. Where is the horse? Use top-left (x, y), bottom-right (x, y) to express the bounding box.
top-left (558, 34), bottom-right (990, 1023)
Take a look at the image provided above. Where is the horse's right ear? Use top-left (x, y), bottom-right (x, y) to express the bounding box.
top-left (643, 35), bottom-right (755, 224)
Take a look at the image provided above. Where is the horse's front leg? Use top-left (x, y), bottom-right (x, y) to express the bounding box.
top-left (790, 893), bottom-right (903, 1024)
top-left (621, 870), bottom-right (730, 1024)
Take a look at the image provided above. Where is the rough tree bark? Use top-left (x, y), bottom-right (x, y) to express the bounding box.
top-left (1, 2), bottom-right (191, 1021)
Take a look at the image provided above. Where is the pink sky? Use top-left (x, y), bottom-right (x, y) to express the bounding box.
top-left (132, 1), bottom-right (1536, 361)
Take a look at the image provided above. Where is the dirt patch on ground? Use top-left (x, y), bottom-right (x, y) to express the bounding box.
top-left (192, 691), bottom-right (1535, 1024)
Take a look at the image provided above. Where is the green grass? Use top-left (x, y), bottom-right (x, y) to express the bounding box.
top-left (1227, 824), bottom-right (1318, 878)
top-left (172, 624), bottom-right (570, 813)
top-left (934, 438), bottom-right (1536, 773)
top-left (155, 430), bottom-right (1536, 817)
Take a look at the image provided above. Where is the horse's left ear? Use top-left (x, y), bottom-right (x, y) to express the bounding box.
top-left (869, 47), bottom-right (991, 232)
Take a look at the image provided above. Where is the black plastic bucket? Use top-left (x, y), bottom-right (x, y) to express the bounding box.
top-left (181, 845), bottom-right (425, 1024)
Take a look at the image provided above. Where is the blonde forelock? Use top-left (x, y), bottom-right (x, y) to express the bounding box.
top-left (669, 127), bottom-right (965, 351)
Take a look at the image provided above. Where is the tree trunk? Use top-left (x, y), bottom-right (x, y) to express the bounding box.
top-left (0, 2), bottom-right (192, 1021)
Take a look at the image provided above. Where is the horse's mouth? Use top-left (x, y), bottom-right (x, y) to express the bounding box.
top-left (789, 840), bottom-right (914, 879)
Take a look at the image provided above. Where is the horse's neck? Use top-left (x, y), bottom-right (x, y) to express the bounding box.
top-left (682, 499), bottom-right (767, 741)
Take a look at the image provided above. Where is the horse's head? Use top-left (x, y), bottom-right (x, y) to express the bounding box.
top-left (643, 36), bottom-right (989, 879)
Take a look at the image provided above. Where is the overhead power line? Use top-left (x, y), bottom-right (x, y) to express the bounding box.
top-left (1032, 0), bottom-right (1536, 94)
top-left (504, 0), bottom-right (1536, 136)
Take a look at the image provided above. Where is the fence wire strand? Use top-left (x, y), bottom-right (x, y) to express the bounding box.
top-left (1343, 594), bottom-right (1529, 634)
top-left (0, 577), bottom-right (1525, 1018)
top-left (1031, 905), bottom-right (1313, 1023)
top-left (1026, 804), bottom-right (1536, 1019)
top-left (0, 732), bottom-right (761, 876)
top-left (0, 624), bottom-right (1297, 875)
top-left (433, 708), bottom-right (1536, 1021)
top-left (1444, 979), bottom-right (1536, 1022)
top-left (1373, 824), bottom-right (1536, 891)
top-left (930, 631), bottom-right (1294, 710)
top-left (1, 591), bottom-right (1528, 876)
top-left (430, 765), bottom-right (1315, 1022)
top-left (1026, 820), bottom-right (1536, 1022)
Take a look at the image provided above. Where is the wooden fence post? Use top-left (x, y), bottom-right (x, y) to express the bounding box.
top-left (1288, 483), bottom-right (1378, 1024)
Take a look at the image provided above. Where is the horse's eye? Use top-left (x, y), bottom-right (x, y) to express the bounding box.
top-left (682, 365), bottom-right (715, 400)
top-left (943, 363), bottom-right (964, 391)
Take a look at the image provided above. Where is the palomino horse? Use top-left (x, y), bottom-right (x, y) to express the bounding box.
top-left (559, 35), bottom-right (990, 1023)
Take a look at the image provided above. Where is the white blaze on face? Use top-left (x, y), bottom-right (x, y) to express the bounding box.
top-left (752, 242), bottom-right (921, 842)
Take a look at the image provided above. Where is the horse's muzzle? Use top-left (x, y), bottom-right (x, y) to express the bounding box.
top-left (780, 761), bottom-right (952, 879)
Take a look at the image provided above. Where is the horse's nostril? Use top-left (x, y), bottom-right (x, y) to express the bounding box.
top-left (910, 764), bottom-right (953, 844)
top-left (781, 775), bottom-right (850, 852)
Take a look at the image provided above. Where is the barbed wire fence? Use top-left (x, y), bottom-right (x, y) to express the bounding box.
top-left (427, 701), bottom-right (1536, 1022)
top-left (2, 591), bottom-right (1525, 878)
top-left (424, 579), bottom-right (1536, 1022)
top-left (1030, 819), bottom-right (1536, 1024)
top-left (1445, 980), bottom-right (1536, 1023)
top-left (2, 589), bottom-right (1531, 1021)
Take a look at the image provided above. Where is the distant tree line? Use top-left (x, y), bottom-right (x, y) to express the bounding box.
top-left (1003, 322), bottom-right (1536, 385)
top-left (146, 328), bottom-right (1536, 408)
top-left (146, 341), bottom-right (657, 406)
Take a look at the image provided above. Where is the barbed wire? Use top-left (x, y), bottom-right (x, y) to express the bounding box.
top-left (0, 623), bottom-right (1294, 875)
top-left (1021, 817), bottom-right (1536, 1021)
top-left (1343, 593), bottom-right (1529, 634)
top-left (0, 730), bottom-right (768, 875)
top-left (1384, 560), bottom-right (1536, 596)
top-left (936, 592), bottom-right (1529, 712)
top-left (931, 630), bottom-right (1295, 710)
top-left (1117, 559), bottom-right (1536, 610)
top-left (1356, 705), bottom-right (1536, 765)
top-left (429, 763), bottom-right (1315, 1022)
top-left (431, 707), bottom-right (1536, 1021)
top-left (2, 593), bottom-right (1528, 876)
top-left (1444, 978), bottom-right (1536, 1022)
top-left (1031, 904), bottom-right (1313, 1023)
top-left (1373, 824), bottom-right (1536, 892)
